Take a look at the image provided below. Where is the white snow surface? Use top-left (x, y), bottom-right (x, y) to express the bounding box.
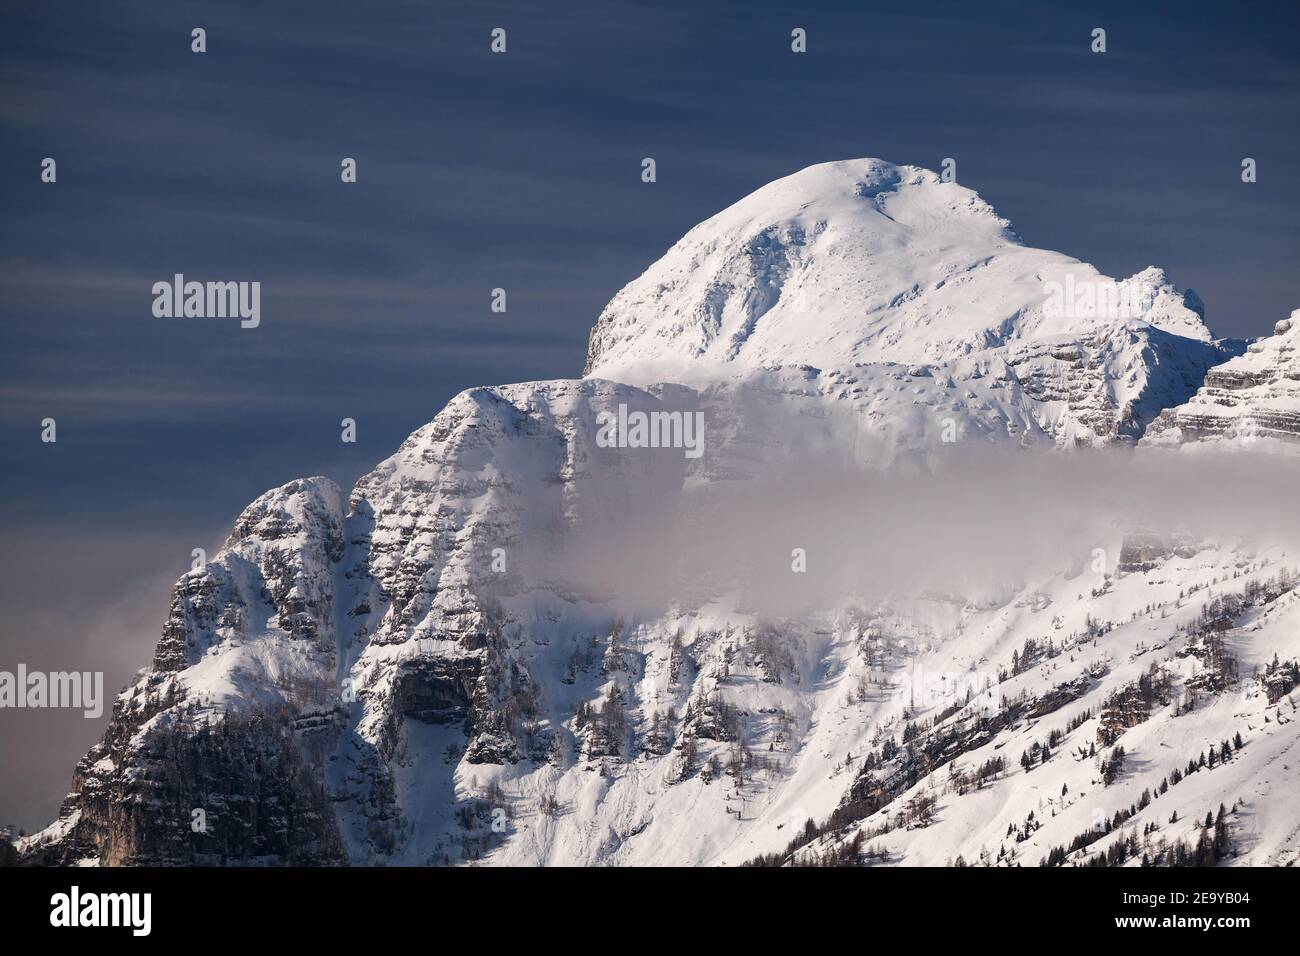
top-left (585, 159), bottom-right (1215, 383)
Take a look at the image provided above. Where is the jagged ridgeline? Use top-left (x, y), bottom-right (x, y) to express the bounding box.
top-left (18, 160), bottom-right (1300, 867)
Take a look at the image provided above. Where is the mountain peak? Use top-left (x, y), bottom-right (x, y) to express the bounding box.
top-left (677, 158), bottom-right (1017, 240)
top-left (584, 158), bottom-right (1213, 384)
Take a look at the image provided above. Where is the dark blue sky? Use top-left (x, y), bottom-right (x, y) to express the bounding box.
top-left (1, 0), bottom-right (1297, 829)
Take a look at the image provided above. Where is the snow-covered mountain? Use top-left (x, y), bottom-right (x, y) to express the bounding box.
top-left (21, 160), bottom-right (1300, 868)
top-left (587, 161), bottom-right (1214, 380)
top-left (1145, 311), bottom-right (1300, 450)
top-left (587, 160), bottom-right (1238, 446)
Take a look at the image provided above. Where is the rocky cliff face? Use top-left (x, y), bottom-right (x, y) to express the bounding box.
top-left (1144, 311), bottom-right (1300, 448)
top-left (24, 479), bottom-right (348, 865)
top-left (21, 161), bottom-right (1300, 868)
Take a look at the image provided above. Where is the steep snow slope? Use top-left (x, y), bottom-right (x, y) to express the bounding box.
top-left (734, 543), bottom-right (1300, 867)
top-left (21, 160), bottom-right (1299, 868)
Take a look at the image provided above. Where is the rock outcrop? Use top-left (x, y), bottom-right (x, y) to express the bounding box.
top-left (1145, 310), bottom-right (1300, 447)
